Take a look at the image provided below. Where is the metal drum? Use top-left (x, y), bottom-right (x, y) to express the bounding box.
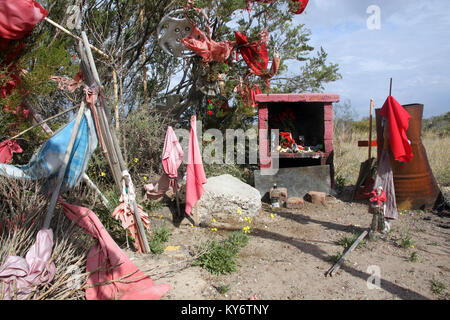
top-left (376, 104), bottom-right (440, 210)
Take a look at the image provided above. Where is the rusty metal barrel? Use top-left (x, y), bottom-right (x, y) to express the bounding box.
top-left (376, 104), bottom-right (440, 210)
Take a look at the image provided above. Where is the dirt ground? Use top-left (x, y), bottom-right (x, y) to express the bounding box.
top-left (125, 186), bottom-right (450, 300)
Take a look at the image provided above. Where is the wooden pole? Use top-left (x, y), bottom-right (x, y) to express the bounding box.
top-left (112, 68), bottom-right (120, 130)
top-left (9, 106), bottom-right (78, 141)
top-left (389, 78), bottom-right (393, 96)
top-left (43, 102), bottom-right (86, 229)
top-left (80, 31), bottom-right (150, 253)
top-left (43, 17), bottom-right (110, 60)
top-left (368, 99), bottom-right (374, 160)
top-left (81, 32), bottom-right (102, 87)
top-left (139, 0), bottom-right (148, 108)
top-left (173, 179), bottom-right (182, 221)
top-left (326, 229), bottom-right (368, 277)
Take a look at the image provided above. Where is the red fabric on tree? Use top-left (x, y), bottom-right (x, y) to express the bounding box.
top-left (60, 201), bottom-right (170, 300)
top-left (181, 24), bottom-right (235, 63)
top-left (0, 139), bottom-right (23, 164)
top-left (251, 85), bottom-right (262, 107)
top-left (290, 0), bottom-right (309, 14)
top-left (379, 96), bottom-right (413, 162)
top-left (0, 0), bottom-right (48, 40)
top-left (234, 30), bottom-right (269, 77)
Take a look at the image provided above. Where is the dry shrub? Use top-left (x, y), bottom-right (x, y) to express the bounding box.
top-left (333, 124), bottom-right (450, 187)
top-left (0, 176), bottom-right (94, 300)
top-left (333, 126), bottom-right (368, 186)
top-left (422, 131), bottom-right (450, 186)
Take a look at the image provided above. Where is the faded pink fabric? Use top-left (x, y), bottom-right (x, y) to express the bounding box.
top-left (0, 229), bottom-right (56, 300)
top-left (49, 72), bottom-right (83, 93)
top-left (185, 115), bottom-right (207, 216)
top-left (0, 139), bottom-right (23, 163)
top-left (60, 201), bottom-right (170, 300)
top-left (181, 24), bottom-right (235, 63)
top-left (111, 202), bottom-right (151, 253)
top-left (162, 126), bottom-right (184, 178)
top-left (145, 126), bottom-right (184, 200)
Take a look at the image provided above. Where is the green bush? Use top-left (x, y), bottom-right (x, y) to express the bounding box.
top-left (149, 224), bottom-right (172, 254)
top-left (193, 231), bottom-right (249, 275)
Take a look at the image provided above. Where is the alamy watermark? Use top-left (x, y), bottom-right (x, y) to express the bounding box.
top-left (65, 265), bottom-right (82, 290)
top-left (366, 265), bottom-right (382, 290)
top-left (174, 120), bottom-right (279, 176)
top-left (367, 5), bottom-right (381, 30)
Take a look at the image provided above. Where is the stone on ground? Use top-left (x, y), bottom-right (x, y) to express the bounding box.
top-left (195, 174), bottom-right (262, 223)
top-left (286, 197), bottom-right (304, 209)
top-left (305, 191), bottom-right (326, 205)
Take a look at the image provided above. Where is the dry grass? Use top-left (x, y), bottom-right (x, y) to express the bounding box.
top-left (333, 126), bottom-right (450, 187)
top-left (0, 177), bottom-right (93, 300)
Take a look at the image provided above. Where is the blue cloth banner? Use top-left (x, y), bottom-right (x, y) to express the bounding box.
top-left (0, 108), bottom-right (98, 194)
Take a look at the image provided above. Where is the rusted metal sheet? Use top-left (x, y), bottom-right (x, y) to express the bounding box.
top-left (376, 104), bottom-right (440, 210)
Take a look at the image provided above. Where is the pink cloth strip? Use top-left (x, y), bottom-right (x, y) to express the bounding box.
top-left (60, 200), bottom-right (170, 300)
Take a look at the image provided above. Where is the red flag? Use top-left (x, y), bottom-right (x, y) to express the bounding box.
top-left (0, 0), bottom-right (48, 40)
top-left (379, 96), bottom-right (413, 162)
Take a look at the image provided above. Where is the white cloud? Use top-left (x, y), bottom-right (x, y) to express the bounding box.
top-left (291, 0), bottom-right (450, 118)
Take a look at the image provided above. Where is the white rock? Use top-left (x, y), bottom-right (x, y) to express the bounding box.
top-left (196, 174), bottom-right (262, 223)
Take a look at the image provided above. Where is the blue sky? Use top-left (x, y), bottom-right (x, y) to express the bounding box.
top-left (292, 0), bottom-right (450, 119)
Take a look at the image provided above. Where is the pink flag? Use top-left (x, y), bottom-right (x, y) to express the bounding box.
top-left (162, 126), bottom-right (184, 178)
top-left (145, 126), bottom-right (184, 200)
top-left (60, 201), bottom-right (170, 300)
top-left (185, 115), bottom-right (207, 216)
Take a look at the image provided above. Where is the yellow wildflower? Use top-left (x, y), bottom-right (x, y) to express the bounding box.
top-left (270, 213), bottom-right (274, 219)
top-left (212, 218), bottom-right (216, 222)
top-left (210, 227), bottom-right (218, 231)
top-left (242, 226), bottom-right (251, 234)
top-left (99, 172), bottom-right (106, 177)
top-left (143, 176), bottom-right (147, 181)
top-left (411, 245), bottom-right (415, 249)
top-left (237, 208), bottom-right (242, 214)
top-left (134, 158), bottom-right (139, 163)
top-left (190, 224), bottom-right (194, 228)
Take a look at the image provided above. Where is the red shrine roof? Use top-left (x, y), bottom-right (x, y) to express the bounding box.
top-left (255, 93), bottom-right (340, 104)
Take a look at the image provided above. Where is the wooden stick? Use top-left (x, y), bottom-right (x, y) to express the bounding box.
top-left (112, 68), bottom-right (120, 130)
top-left (81, 32), bottom-right (102, 87)
top-left (368, 99), bottom-right (374, 160)
top-left (80, 31), bottom-right (150, 253)
top-left (9, 106), bottom-right (78, 140)
top-left (43, 102), bottom-right (86, 229)
top-left (82, 174), bottom-right (110, 208)
top-left (389, 78), bottom-right (393, 96)
top-left (326, 230), bottom-right (368, 276)
top-left (174, 179), bottom-right (182, 220)
top-left (43, 17), bottom-right (110, 60)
